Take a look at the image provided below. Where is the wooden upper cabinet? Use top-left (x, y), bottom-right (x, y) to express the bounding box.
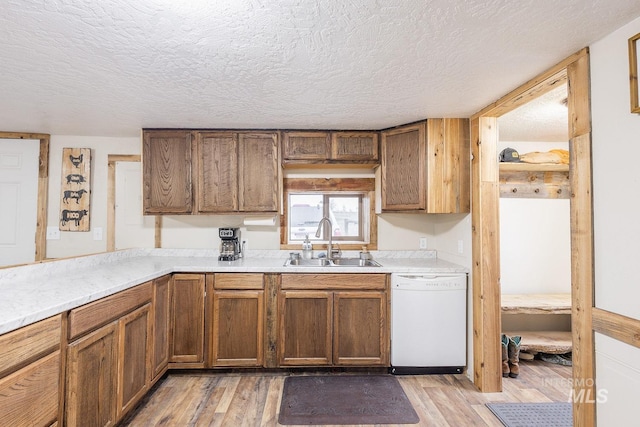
top-left (426, 118), bottom-right (470, 214)
top-left (143, 130), bottom-right (193, 214)
top-left (380, 122), bottom-right (426, 211)
top-left (380, 119), bottom-right (470, 213)
top-left (144, 129), bottom-right (280, 215)
top-left (331, 132), bottom-right (378, 161)
top-left (196, 132), bottom-right (238, 213)
top-left (238, 133), bottom-right (279, 212)
top-left (282, 131), bottom-right (379, 165)
top-left (282, 131), bottom-right (330, 160)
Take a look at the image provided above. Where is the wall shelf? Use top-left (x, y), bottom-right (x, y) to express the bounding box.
top-left (502, 293), bottom-right (572, 354)
top-left (499, 163), bottom-right (570, 199)
top-left (499, 163), bottom-right (569, 173)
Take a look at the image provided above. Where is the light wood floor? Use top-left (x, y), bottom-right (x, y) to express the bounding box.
top-left (120, 360), bottom-right (572, 427)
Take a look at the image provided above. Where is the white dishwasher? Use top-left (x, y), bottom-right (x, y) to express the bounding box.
top-left (390, 273), bottom-right (467, 374)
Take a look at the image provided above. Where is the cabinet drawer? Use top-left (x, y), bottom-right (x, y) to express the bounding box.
top-left (281, 274), bottom-right (387, 290)
top-left (214, 273), bottom-right (264, 289)
top-left (68, 281), bottom-right (152, 340)
top-left (0, 314), bottom-right (61, 378)
top-left (0, 350), bottom-right (60, 427)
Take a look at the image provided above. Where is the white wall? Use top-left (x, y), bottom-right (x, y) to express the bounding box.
top-left (46, 135), bottom-right (140, 258)
top-left (590, 15), bottom-right (640, 426)
top-left (44, 144), bottom-right (449, 255)
top-left (497, 141), bottom-right (571, 295)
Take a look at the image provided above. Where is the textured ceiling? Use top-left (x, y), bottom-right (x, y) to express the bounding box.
top-left (499, 83), bottom-right (568, 142)
top-left (1, 0), bottom-right (639, 137)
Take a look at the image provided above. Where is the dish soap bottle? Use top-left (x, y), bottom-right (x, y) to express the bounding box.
top-left (302, 234), bottom-right (313, 259)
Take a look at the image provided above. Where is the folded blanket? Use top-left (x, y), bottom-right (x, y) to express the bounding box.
top-left (520, 149), bottom-right (569, 164)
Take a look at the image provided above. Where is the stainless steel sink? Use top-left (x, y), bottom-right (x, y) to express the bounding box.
top-left (285, 258), bottom-right (332, 267)
top-left (283, 257), bottom-right (381, 267)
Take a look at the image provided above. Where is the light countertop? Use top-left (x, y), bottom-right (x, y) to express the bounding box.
top-left (0, 248), bottom-right (467, 335)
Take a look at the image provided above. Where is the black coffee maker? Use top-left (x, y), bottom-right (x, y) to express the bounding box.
top-left (218, 227), bottom-right (241, 261)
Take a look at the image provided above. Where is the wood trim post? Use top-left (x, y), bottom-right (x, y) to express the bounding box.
top-left (470, 116), bottom-right (502, 392)
top-left (155, 216), bottom-right (162, 248)
top-left (36, 137), bottom-right (50, 261)
top-left (567, 51), bottom-right (595, 427)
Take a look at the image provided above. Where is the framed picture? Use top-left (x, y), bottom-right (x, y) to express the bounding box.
top-left (629, 32), bottom-right (640, 114)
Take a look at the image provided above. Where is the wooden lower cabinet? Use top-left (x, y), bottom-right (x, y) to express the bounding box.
top-left (0, 350), bottom-right (60, 427)
top-left (151, 275), bottom-right (171, 382)
top-left (211, 290), bottom-right (264, 366)
top-left (0, 314), bottom-right (61, 426)
top-left (66, 321), bottom-right (119, 427)
top-left (278, 291), bottom-right (333, 366)
top-left (169, 273), bottom-right (206, 366)
top-left (333, 291), bottom-right (388, 365)
top-left (117, 303), bottom-right (152, 418)
top-left (278, 274), bottom-right (389, 367)
top-left (65, 283), bottom-right (153, 427)
top-left (210, 273), bottom-right (265, 367)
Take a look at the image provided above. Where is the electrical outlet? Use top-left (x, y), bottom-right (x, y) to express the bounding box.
top-left (419, 237), bottom-right (427, 249)
top-left (457, 240), bottom-right (464, 254)
top-left (46, 227), bottom-right (60, 240)
top-left (93, 227), bottom-right (103, 241)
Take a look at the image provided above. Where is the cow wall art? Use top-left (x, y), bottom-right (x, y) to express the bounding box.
top-left (59, 148), bottom-right (91, 231)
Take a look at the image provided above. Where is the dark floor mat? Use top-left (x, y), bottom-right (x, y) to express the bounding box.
top-left (486, 402), bottom-right (572, 427)
top-left (278, 374), bottom-right (419, 425)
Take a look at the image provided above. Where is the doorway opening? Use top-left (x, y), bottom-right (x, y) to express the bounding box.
top-left (497, 83), bottom-right (573, 378)
top-left (470, 48), bottom-right (595, 426)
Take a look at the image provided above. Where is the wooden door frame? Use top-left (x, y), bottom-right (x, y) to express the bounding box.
top-left (470, 48), bottom-right (595, 426)
top-left (0, 132), bottom-right (50, 262)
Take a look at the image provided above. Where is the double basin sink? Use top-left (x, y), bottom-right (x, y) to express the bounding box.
top-left (283, 257), bottom-right (381, 268)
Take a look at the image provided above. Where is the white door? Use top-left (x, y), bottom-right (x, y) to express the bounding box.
top-left (115, 161), bottom-right (155, 250)
top-left (0, 139), bottom-right (39, 266)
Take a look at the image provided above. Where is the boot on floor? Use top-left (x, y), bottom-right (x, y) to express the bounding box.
top-left (501, 334), bottom-right (510, 378)
top-left (508, 335), bottom-right (521, 378)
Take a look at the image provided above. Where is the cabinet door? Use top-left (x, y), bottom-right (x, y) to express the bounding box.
top-left (117, 303), bottom-right (151, 419)
top-left (170, 274), bottom-right (205, 365)
top-left (151, 275), bottom-right (170, 382)
top-left (380, 122), bottom-right (426, 211)
top-left (278, 291), bottom-right (332, 366)
top-left (333, 291), bottom-right (389, 366)
top-left (426, 118), bottom-right (470, 213)
top-left (238, 133), bottom-right (279, 212)
top-left (331, 132), bottom-right (379, 161)
top-left (0, 351), bottom-right (59, 427)
top-left (142, 130), bottom-right (193, 214)
top-left (66, 322), bottom-right (118, 427)
top-left (196, 132), bottom-right (238, 213)
top-left (211, 290), bottom-right (264, 367)
top-left (282, 131), bottom-right (330, 160)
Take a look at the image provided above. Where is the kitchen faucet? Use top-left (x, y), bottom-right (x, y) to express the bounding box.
top-left (315, 216), bottom-right (334, 259)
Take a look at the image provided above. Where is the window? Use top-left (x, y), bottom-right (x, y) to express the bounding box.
top-left (289, 193), bottom-right (363, 242)
top-left (282, 178), bottom-right (377, 250)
